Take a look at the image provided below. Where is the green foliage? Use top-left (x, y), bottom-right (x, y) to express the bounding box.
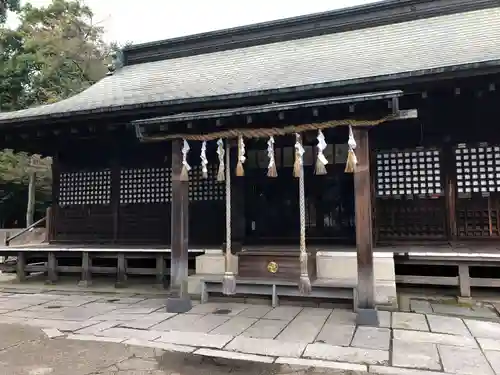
top-left (0, 0), bottom-right (20, 23)
top-left (0, 0), bottom-right (121, 224)
top-left (0, 150), bottom-right (52, 222)
top-left (0, 0), bottom-right (112, 110)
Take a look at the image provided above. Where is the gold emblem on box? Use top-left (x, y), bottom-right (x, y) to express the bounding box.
top-left (267, 261), bottom-right (278, 273)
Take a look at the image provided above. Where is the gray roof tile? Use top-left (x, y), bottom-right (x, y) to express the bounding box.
top-left (1, 7), bottom-right (500, 122)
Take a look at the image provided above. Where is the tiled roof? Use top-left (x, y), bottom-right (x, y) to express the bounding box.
top-left (1, 7), bottom-right (500, 123)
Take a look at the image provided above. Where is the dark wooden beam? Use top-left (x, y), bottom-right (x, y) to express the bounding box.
top-left (353, 127), bottom-right (379, 326)
top-left (46, 252), bottom-right (58, 284)
top-left (155, 254), bottom-right (166, 288)
top-left (444, 143), bottom-right (457, 241)
top-left (51, 152), bottom-right (60, 243)
top-left (78, 252), bottom-right (92, 287)
top-left (45, 207), bottom-right (53, 243)
top-left (16, 251), bottom-right (26, 282)
top-left (116, 252), bottom-right (127, 287)
top-left (231, 145), bottom-right (245, 253)
top-left (111, 145), bottom-right (120, 244)
top-left (166, 139), bottom-right (192, 313)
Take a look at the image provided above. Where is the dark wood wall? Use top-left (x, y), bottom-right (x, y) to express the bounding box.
top-left (242, 131), bottom-right (355, 246)
top-left (52, 139), bottom-right (225, 246)
top-left (47, 74), bottom-right (500, 248)
top-left (371, 83), bottom-right (500, 244)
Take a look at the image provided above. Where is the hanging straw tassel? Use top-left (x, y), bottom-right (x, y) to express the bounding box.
top-left (315, 130), bottom-right (328, 175)
top-left (222, 140), bottom-right (236, 295)
top-left (236, 136), bottom-right (245, 176)
top-left (293, 133), bottom-right (304, 178)
top-left (180, 139), bottom-right (191, 181)
top-left (298, 141), bottom-right (312, 295)
top-left (216, 138), bottom-right (225, 182)
top-left (345, 125), bottom-right (358, 173)
top-left (200, 141), bottom-right (208, 179)
top-left (267, 136), bottom-right (277, 177)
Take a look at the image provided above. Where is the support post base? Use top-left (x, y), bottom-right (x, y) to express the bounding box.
top-left (356, 308), bottom-right (379, 326)
top-left (166, 297), bottom-right (192, 313)
top-left (115, 281), bottom-right (128, 289)
top-left (78, 280), bottom-right (92, 287)
top-left (457, 296), bottom-right (473, 306)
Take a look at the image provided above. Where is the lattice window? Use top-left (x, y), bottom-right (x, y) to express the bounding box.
top-left (120, 167), bottom-right (171, 204)
top-left (456, 198), bottom-right (500, 238)
top-left (375, 149), bottom-right (442, 198)
top-left (376, 199), bottom-right (446, 240)
top-left (59, 170), bottom-right (111, 206)
top-left (455, 144), bottom-right (500, 195)
top-left (189, 164), bottom-right (224, 201)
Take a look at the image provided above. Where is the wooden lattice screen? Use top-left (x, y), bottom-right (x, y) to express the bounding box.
top-left (119, 167), bottom-right (172, 204)
top-left (455, 143), bottom-right (500, 239)
top-left (117, 166), bottom-right (172, 244)
top-left (374, 148), bottom-right (446, 241)
top-left (59, 170), bottom-right (112, 206)
top-left (55, 169), bottom-right (114, 242)
top-left (188, 164), bottom-right (224, 201)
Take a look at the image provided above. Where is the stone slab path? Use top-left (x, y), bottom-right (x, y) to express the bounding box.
top-left (0, 323), bottom-right (309, 375)
top-left (1, 290), bottom-right (500, 374)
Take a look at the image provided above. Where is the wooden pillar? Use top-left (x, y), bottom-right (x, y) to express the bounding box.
top-left (458, 264), bottom-right (471, 299)
top-left (111, 155), bottom-right (120, 244)
top-left (231, 144), bottom-right (245, 254)
top-left (353, 128), bottom-right (379, 326)
top-left (51, 152), bottom-right (60, 242)
top-left (46, 251), bottom-right (58, 284)
top-left (115, 252), bottom-right (127, 287)
top-left (16, 251), bottom-right (26, 282)
top-left (45, 207), bottom-right (53, 243)
top-left (78, 251), bottom-right (92, 287)
top-left (155, 253), bottom-right (166, 288)
top-left (26, 171), bottom-right (36, 227)
top-left (444, 144), bottom-right (457, 241)
top-left (166, 139), bottom-right (192, 313)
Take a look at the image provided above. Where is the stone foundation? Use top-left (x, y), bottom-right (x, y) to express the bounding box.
top-left (188, 250), bottom-right (238, 295)
top-left (315, 251), bottom-right (397, 307)
top-left (188, 250), bottom-right (397, 307)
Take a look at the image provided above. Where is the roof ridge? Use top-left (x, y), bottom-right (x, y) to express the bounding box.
top-left (123, 0), bottom-right (500, 66)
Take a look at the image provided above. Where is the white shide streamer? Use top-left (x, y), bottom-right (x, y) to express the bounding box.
top-left (348, 125), bottom-right (358, 166)
top-left (316, 130), bottom-right (328, 166)
top-left (267, 136), bottom-right (275, 168)
top-left (238, 136), bottom-right (246, 165)
top-left (200, 141), bottom-right (208, 177)
top-left (182, 139), bottom-right (191, 171)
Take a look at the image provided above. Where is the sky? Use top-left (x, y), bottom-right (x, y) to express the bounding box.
top-left (9, 0), bottom-right (380, 45)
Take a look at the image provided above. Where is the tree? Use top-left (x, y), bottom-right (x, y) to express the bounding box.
top-left (1, 0), bottom-right (111, 110)
top-left (0, 0), bottom-right (20, 23)
top-left (0, 151), bottom-right (52, 226)
top-left (0, 0), bottom-right (116, 225)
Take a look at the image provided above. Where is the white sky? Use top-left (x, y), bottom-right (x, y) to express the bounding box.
top-left (9, 0), bottom-right (380, 44)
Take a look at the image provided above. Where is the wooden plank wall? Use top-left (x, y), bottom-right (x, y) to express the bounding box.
top-left (372, 87), bottom-right (500, 245)
top-left (51, 140), bottom-right (225, 246)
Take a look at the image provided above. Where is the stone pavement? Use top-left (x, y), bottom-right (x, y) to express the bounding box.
top-left (408, 297), bottom-right (500, 320)
top-left (1, 290), bottom-right (500, 374)
top-left (0, 323), bottom-right (301, 375)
